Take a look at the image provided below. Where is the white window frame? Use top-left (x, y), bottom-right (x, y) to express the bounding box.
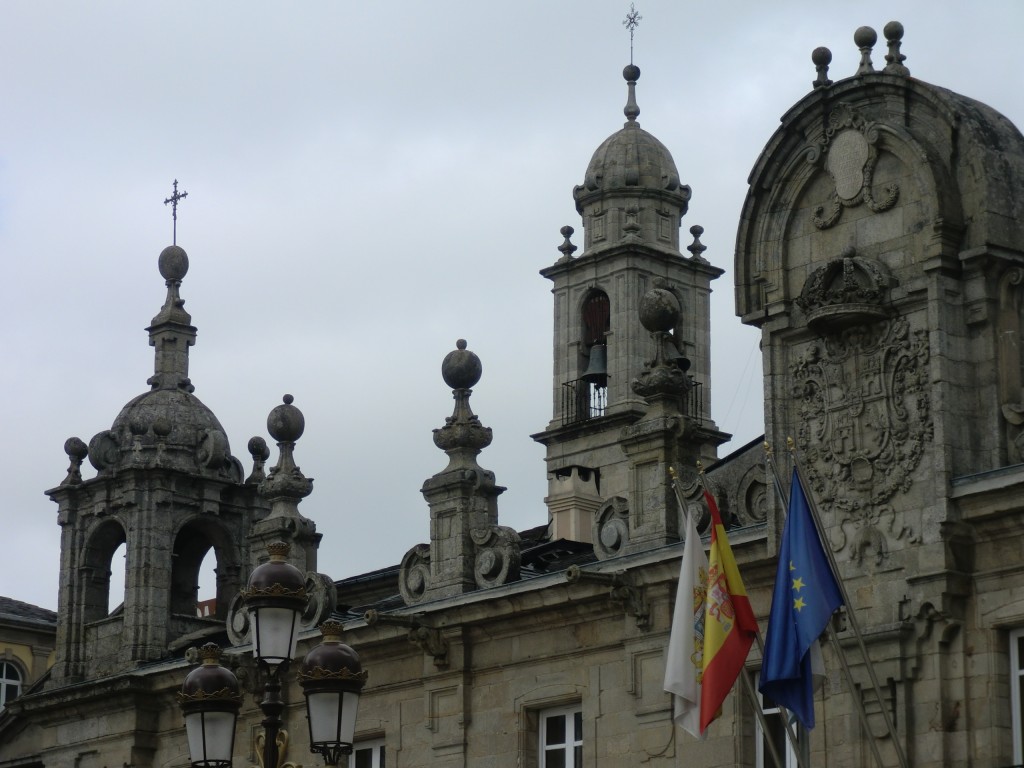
top-left (0, 660), bottom-right (22, 711)
top-left (539, 704), bottom-right (582, 768)
top-left (755, 674), bottom-right (799, 768)
top-left (348, 737), bottom-right (385, 768)
top-left (1011, 627), bottom-right (1024, 763)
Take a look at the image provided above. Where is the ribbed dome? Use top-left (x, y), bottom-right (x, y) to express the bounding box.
top-left (88, 389), bottom-right (239, 479)
top-left (579, 122), bottom-right (682, 201)
top-left (572, 65), bottom-right (689, 220)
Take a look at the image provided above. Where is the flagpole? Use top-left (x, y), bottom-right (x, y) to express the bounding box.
top-left (764, 445), bottom-right (889, 768)
top-left (784, 440), bottom-right (908, 768)
top-left (670, 466), bottom-right (803, 768)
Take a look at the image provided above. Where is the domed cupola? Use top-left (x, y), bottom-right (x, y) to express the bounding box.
top-left (86, 244), bottom-right (242, 481)
top-left (573, 64), bottom-right (692, 256)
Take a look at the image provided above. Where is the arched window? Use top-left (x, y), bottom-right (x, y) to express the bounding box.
top-left (0, 661), bottom-right (22, 710)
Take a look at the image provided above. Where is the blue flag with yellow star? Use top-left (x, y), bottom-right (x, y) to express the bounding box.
top-left (759, 469), bottom-right (843, 728)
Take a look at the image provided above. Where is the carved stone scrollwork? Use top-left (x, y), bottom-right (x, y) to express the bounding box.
top-left (302, 572), bottom-right (338, 628)
top-left (225, 592), bottom-right (250, 646)
top-left (87, 430), bottom-right (119, 471)
top-left (196, 428), bottom-right (230, 469)
top-left (593, 496), bottom-right (630, 560)
top-left (399, 544), bottom-right (431, 605)
top-left (471, 525), bottom-right (521, 589)
top-left (791, 317), bottom-right (929, 563)
top-left (807, 103), bottom-right (899, 230)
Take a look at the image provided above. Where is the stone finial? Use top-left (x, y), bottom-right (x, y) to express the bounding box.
top-left (148, 244), bottom-right (196, 393)
top-left (60, 437), bottom-right (88, 486)
top-left (686, 225), bottom-right (709, 264)
top-left (633, 281), bottom-right (690, 400)
top-left (401, 340), bottom-right (517, 605)
top-left (557, 225), bottom-right (578, 263)
top-left (259, 395), bottom-right (313, 511)
top-left (854, 26), bottom-right (877, 75)
top-left (246, 436), bottom-right (271, 485)
top-left (812, 46), bottom-right (833, 88)
top-left (623, 64), bottom-right (640, 124)
top-left (434, 341), bottom-right (492, 466)
top-left (883, 21), bottom-right (910, 76)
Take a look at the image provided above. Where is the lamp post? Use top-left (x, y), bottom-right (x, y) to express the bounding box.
top-left (179, 542), bottom-right (367, 768)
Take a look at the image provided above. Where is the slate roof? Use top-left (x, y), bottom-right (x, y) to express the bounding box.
top-left (0, 596), bottom-right (57, 630)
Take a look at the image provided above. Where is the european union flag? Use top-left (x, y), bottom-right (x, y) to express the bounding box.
top-left (759, 469), bottom-right (843, 728)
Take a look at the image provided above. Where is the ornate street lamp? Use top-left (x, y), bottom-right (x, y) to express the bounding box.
top-left (179, 541), bottom-right (366, 767)
top-left (243, 541), bottom-right (308, 667)
top-left (239, 540), bottom-right (308, 768)
top-left (179, 644), bottom-right (242, 768)
top-left (299, 620), bottom-right (368, 766)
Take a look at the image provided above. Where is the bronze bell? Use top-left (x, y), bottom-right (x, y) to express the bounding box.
top-left (582, 344), bottom-right (608, 387)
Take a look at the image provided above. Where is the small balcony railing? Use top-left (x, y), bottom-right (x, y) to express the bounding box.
top-left (561, 379), bottom-right (607, 426)
top-left (560, 378), bottom-right (704, 427)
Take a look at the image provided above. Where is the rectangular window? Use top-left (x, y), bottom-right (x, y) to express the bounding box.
top-left (539, 705), bottom-right (582, 768)
top-left (348, 738), bottom-right (385, 768)
top-left (1011, 628), bottom-right (1024, 764)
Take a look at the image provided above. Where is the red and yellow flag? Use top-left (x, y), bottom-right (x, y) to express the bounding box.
top-left (699, 490), bottom-right (757, 731)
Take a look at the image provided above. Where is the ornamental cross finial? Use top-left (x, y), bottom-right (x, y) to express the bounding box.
top-left (623, 4), bottom-right (641, 64)
top-left (163, 179), bottom-right (188, 245)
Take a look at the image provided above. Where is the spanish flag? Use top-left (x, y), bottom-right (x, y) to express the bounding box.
top-left (699, 490), bottom-right (757, 732)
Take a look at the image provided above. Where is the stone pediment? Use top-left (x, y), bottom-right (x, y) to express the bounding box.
top-left (796, 250), bottom-right (894, 333)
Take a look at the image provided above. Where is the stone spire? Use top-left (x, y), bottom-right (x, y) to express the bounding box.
top-left (399, 341), bottom-right (520, 604)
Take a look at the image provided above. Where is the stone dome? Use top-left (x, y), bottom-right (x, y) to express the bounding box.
top-left (572, 66), bottom-right (690, 219)
top-left (578, 123), bottom-right (682, 204)
top-left (88, 389), bottom-right (240, 480)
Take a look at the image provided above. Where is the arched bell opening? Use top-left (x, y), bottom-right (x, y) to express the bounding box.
top-left (170, 519), bottom-right (241, 621)
top-left (80, 519), bottom-right (127, 623)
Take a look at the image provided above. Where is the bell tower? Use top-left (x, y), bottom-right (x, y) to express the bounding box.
top-left (533, 64), bottom-right (728, 545)
top-left (46, 244), bottom-right (265, 684)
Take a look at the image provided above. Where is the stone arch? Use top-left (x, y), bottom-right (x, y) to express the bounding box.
top-left (80, 518), bottom-right (127, 624)
top-left (170, 517), bottom-right (242, 620)
top-left (736, 83), bottom-right (973, 323)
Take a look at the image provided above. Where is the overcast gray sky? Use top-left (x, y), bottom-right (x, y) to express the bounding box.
top-left (3, 2), bottom-right (1022, 611)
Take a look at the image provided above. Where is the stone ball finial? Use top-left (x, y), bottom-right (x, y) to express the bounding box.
top-left (854, 26), bottom-right (877, 49)
top-left (812, 46), bottom-right (833, 88)
top-left (442, 339), bottom-right (482, 390)
top-left (623, 63), bottom-right (640, 82)
top-left (883, 20), bottom-right (904, 43)
top-left (64, 437), bottom-right (88, 461)
top-left (158, 245), bottom-right (189, 281)
top-left (248, 435), bottom-right (271, 462)
top-left (639, 283), bottom-right (681, 333)
top-left (267, 394), bottom-right (305, 442)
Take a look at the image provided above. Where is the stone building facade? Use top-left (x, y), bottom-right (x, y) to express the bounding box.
top-left (3, 20), bottom-right (1024, 768)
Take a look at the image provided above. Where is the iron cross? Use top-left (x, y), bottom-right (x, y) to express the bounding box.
top-left (623, 4), bottom-right (641, 65)
top-left (163, 179), bottom-right (188, 245)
